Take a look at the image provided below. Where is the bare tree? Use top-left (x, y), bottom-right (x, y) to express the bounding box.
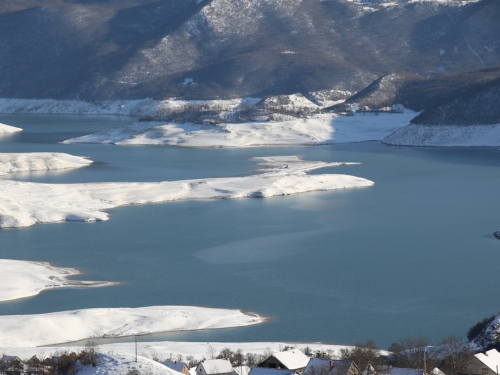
top-left (340, 340), bottom-right (384, 371)
top-left (207, 345), bottom-right (217, 360)
top-left (437, 336), bottom-right (474, 375)
top-left (83, 340), bottom-right (99, 367)
top-left (389, 337), bottom-right (432, 370)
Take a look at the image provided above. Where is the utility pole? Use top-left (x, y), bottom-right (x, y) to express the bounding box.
top-left (135, 335), bottom-right (138, 363)
top-left (424, 350), bottom-right (427, 375)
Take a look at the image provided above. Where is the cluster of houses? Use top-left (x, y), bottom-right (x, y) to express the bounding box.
top-left (161, 348), bottom-right (500, 375)
top-left (0, 351), bottom-right (95, 375)
top-left (2, 347), bottom-right (500, 375)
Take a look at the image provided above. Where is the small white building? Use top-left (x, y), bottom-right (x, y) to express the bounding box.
top-left (196, 359), bottom-right (236, 375)
top-left (466, 349), bottom-right (500, 375)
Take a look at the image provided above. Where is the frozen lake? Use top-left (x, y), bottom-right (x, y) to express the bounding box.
top-left (1, 114), bottom-right (499, 348)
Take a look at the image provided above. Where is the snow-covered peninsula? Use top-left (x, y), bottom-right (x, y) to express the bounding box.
top-left (63, 112), bottom-right (417, 147)
top-left (0, 156), bottom-right (374, 228)
top-left (0, 259), bottom-right (117, 302)
top-left (0, 122), bottom-right (22, 134)
top-left (0, 153), bottom-right (92, 176)
top-left (0, 306), bottom-right (266, 347)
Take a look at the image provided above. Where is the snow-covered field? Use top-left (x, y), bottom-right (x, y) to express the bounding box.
top-left (0, 306), bottom-right (265, 347)
top-left (63, 112), bottom-right (417, 147)
top-left (0, 155), bottom-right (373, 228)
top-left (383, 123), bottom-right (500, 146)
top-left (0, 98), bottom-right (260, 117)
top-left (0, 153), bottom-right (92, 176)
top-left (0, 259), bottom-right (116, 303)
top-left (0, 122), bottom-right (22, 134)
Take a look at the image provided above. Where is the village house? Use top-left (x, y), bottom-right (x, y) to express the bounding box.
top-left (0, 355), bottom-right (23, 375)
top-left (465, 349), bottom-right (500, 375)
top-left (304, 359), bottom-right (362, 375)
top-left (163, 361), bottom-right (190, 375)
top-left (196, 359), bottom-right (236, 375)
top-left (258, 349), bottom-right (310, 374)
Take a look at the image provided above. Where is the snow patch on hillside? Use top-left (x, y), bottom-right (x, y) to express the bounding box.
top-left (63, 112), bottom-right (417, 147)
top-left (0, 259), bottom-right (116, 303)
top-left (0, 306), bottom-right (266, 347)
top-left (0, 153), bottom-right (92, 176)
top-left (0, 156), bottom-right (373, 228)
top-left (0, 122), bottom-right (22, 134)
top-left (383, 123), bottom-right (500, 146)
top-left (0, 98), bottom-right (260, 117)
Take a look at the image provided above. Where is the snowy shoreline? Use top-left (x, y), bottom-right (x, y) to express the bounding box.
top-left (0, 259), bottom-right (117, 303)
top-left (62, 112), bottom-right (418, 148)
top-left (0, 155), bottom-right (374, 228)
top-left (0, 122), bottom-right (23, 134)
top-left (0, 306), bottom-right (267, 347)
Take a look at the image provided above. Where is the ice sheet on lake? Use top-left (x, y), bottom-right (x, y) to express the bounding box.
top-left (0, 259), bottom-right (117, 303)
top-left (0, 156), bottom-right (374, 228)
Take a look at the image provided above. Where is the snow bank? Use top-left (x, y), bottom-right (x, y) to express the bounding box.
top-left (76, 352), bottom-right (182, 375)
top-left (0, 153), bottom-right (92, 176)
top-left (383, 123), bottom-right (500, 146)
top-left (0, 156), bottom-right (373, 228)
top-left (0, 122), bottom-right (22, 134)
top-left (63, 112), bottom-right (417, 147)
top-left (0, 306), bottom-right (266, 347)
top-left (0, 259), bottom-right (117, 303)
top-left (0, 98), bottom-right (260, 117)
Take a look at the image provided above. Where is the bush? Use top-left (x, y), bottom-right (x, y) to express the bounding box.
top-left (467, 315), bottom-right (496, 341)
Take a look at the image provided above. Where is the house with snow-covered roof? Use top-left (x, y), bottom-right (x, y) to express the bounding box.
top-left (258, 349), bottom-right (310, 374)
top-left (304, 359), bottom-right (362, 375)
top-left (465, 349), bottom-right (500, 375)
top-left (196, 359), bottom-right (236, 375)
top-left (163, 361), bottom-right (190, 375)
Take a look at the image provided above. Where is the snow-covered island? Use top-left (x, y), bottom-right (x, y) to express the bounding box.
top-left (0, 155), bottom-right (374, 228)
top-left (0, 306), bottom-right (266, 347)
top-left (0, 259), bottom-right (117, 303)
top-left (0, 152), bottom-right (92, 176)
top-left (0, 122), bottom-right (22, 134)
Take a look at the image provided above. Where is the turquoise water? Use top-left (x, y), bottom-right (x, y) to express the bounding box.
top-left (1, 114), bottom-right (499, 348)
